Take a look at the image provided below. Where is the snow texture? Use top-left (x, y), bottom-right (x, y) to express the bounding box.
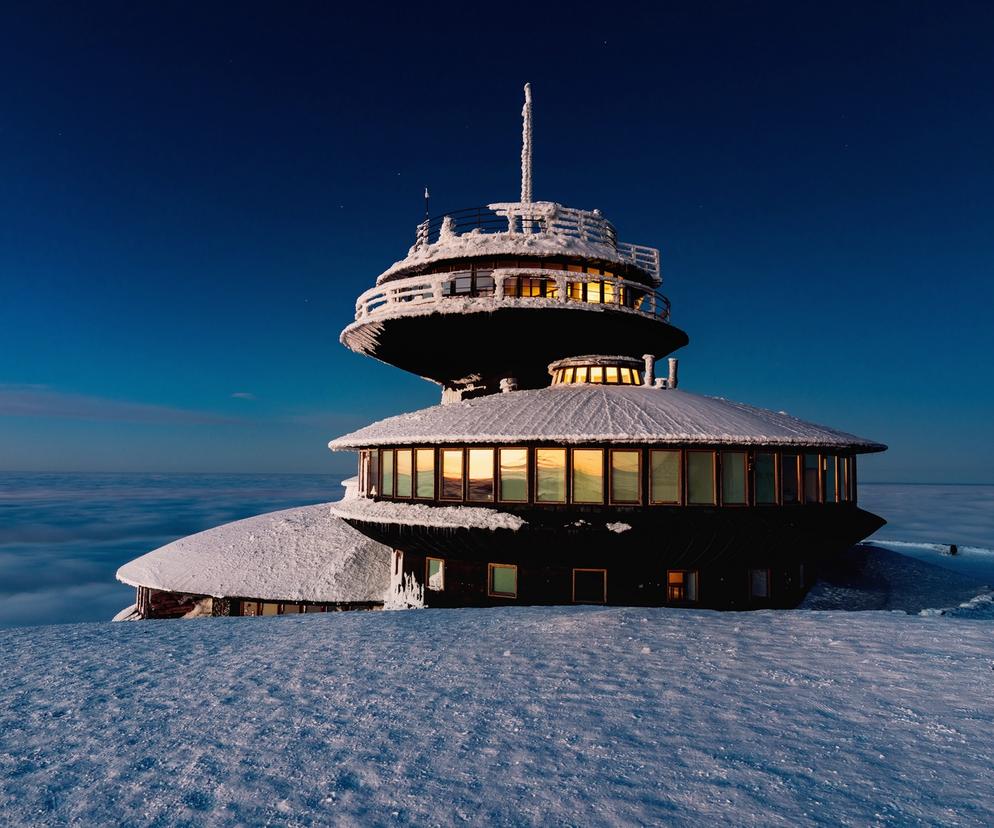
top-left (1, 602), bottom-right (993, 826)
top-left (331, 497), bottom-right (526, 531)
top-left (329, 385), bottom-right (886, 451)
top-left (116, 502), bottom-right (391, 603)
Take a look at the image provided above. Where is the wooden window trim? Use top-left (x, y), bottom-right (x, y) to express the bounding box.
top-left (414, 447), bottom-right (436, 501)
top-left (425, 557), bottom-right (445, 591)
top-left (570, 447), bottom-right (606, 504)
top-left (394, 448), bottom-right (414, 499)
top-left (379, 448), bottom-right (395, 499)
top-left (608, 448), bottom-right (642, 505)
top-left (487, 563), bottom-right (518, 599)
top-left (572, 568), bottom-right (608, 604)
top-left (534, 447), bottom-right (567, 504)
top-left (686, 449), bottom-right (717, 506)
top-left (439, 447), bottom-right (465, 502)
top-left (498, 446), bottom-right (530, 503)
top-left (720, 450), bottom-right (749, 507)
top-left (467, 446), bottom-right (496, 503)
top-left (649, 449), bottom-right (683, 505)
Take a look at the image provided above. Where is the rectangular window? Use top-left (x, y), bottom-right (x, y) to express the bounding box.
top-left (781, 454), bottom-right (800, 504)
top-left (649, 450), bottom-right (681, 504)
top-left (282, 603), bottom-right (301, 614)
top-left (590, 366), bottom-right (603, 383)
top-left (358, 450), bottom-right (368, 495)
top-left (575, 366), bottom-right (588, 383)
top-left (605, 366), bottom-right (619, 384)
top-left (804, 454), bottom-right (820, 503)
top-left (395, 449), bottom-right (413, 498)
top-left (667, 570), bottom-right (699, 602)
top-left (240, 600), bottom-right (259, 616)
top-left (488, 563), bottom-right (518, 598)
top-left (369, 450), bottom-right (379, 497)
top-left (754, 452), bottom-right (776, 504)
top-left (824, 455), bottom-right (838, 503)
top-left (426, 557), bottom-right (445, 591)
top-left (839, 456), bottom-right (852, 502)
top-left (535, 448), bottom-right (567, 502)
top-left (687, 451), bottom-right (716, 505)
top-left (440, 449), bottom-right (463, 500)
top-left (572, 569), bottom-right (607, 604)
top-left (572, 448), bottom-right (604, 503)
top-left (380, 449), bottom-right (395, 497)
top-left (415, 449), bottom-right (435, 499)
top-left (609, 450), bottom-right (641, 504)
top-left (749, 568), bottom-right (771, 599)
top-left (261, 602), bottom-right (279, 616)
top-left (721, 451), bottom-right (747, 505)
top-left (563, 367), bottom-right (574, 383)
top-left (467, 448), bottom-right (495, 502)
top-left (499, 448), bottom-right (528, 502)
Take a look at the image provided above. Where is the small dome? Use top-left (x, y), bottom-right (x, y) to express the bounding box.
top-left (548, 355), bottom-right (644, 386)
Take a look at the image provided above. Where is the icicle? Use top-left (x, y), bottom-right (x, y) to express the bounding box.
top-left (520, 83), bottom-right (532, 204)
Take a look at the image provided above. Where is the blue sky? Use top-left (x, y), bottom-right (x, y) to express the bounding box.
top-left (1, 2), bottom-right (992, 481)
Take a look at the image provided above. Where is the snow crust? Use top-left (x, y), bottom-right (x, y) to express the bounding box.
top-left (329, 386), bottom-right (886, 451)
top-left (115, 503), bottom-right (391, 603)
top-left (1, 604), bottom-right (992, 825)
top-left (331, 497), bottom-right (526, 531)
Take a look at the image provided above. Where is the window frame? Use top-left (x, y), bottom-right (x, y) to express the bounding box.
top-left (780, 453), bottom-right (801, 505)
top-left (649, 449), bottom-right (683, 505)
top-left (752, 450), bottom-right (779, 506)
top-left (686, 449), bottom-right (718, 506)
top-left (748, 568), bottom-right (772, 600)
top-left (666, 569), bottom-right (700, 603)
top-left (572, 568), bottom-right (608, 604)
top-left (394, 448), bottom-right (413, 499)
top-left (414, 447), bottom-right (436, 500)
top-left (534, 446), bottom-right (568, 503)
top-left (498, 446), bottom-right (530, 503)
top-left (571, 447), bottom-right (606, 504)
top-left (720, 450), bottom-right (749, 506)
top-left (608, 448), bottom-right (642, 505)
top-left (425, 557), bottom-right (445, 591)
top-left (487, 563), bottom-right (518, 599)
top-left (466, 447), bottom-right (496, 503)
top-left (439, 447), bottom-right (465, 501)
top-left (379, 448), bottom-right (395, 498)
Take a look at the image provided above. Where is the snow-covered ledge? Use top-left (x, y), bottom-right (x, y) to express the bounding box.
top-left (331, 497), bottom-right (526, 532)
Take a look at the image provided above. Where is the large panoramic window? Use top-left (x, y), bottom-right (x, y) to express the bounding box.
top-left (721, 451), bottom-right (747, 505)
top-left (416, 449), bottom-right (435, 499)
top-left (572, 569), bottom-right (607, 604)
top-left (535, 448), bottom-right (567, 502)
top-left (467, 448), bottom-right (495, 502)
top-left (395, 449), bottom-right (413, 498)
top-left (440, 449), bottom-right (463, 500)
top-left (824, 455), bottom-right (838, 503)
top-left (572, 449), bottom-right (604, 503)
top-left (380, 449), bottom-right (394, 497)
top-left (781, 454), bottom-right (800, 504)
top-left (754, 452), bottom-right (776, 505)
top-left (488, 563), bottom-right (518, 598)
top-left (499, 448), bottom-right (528, 502)
top-left (609, 450), bottom-right (640, 504)
top-left (804, 454), bottom-right (820, 503)
top-left (667, 570), bottom-right (699, 602)
top-left (426, 557), bottom-right (445, 591)
top-left (687, 451), bottom-right (716, 505)
top-left (649, 450), bottom-right (681, 504)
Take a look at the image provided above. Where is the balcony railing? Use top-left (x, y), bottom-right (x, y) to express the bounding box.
top-left (353, 268), bottom-right (673, 324)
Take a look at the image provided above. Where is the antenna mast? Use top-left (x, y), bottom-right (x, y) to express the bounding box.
top-left (520, 83), bottom-right (532, 204)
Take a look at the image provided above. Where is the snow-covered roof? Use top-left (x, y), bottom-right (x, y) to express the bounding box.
top-left (332, 498), bottom-right (526, 531)
top-left (116, 503), bottom-right (391, 603)
top-left (329, 385), bottom-right (886, 452)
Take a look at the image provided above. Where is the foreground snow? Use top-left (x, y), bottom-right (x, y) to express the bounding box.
top-left (1, 606), bottom-right (992, 826)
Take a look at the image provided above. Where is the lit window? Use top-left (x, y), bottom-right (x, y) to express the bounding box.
top-left (721, 451), bottom-right (747, 505)
top-left (488, 563), bottom-right (518, 598)
top-left (467, 448), bottom-right (495, 502)
top-left (804, 454), bottom-right (820, 503)
top-left (563, 367), bottom-right (575, 383)
top-left (749, 569), bottom-right (771, 599)
top-left (610, 450), bottom-right (640, 504)
top-left (426, 557), bottom-right (445, 591)
top-left (380, 449), bottom-right (395, 497)
top-left (590, 366), bottom-right (603, 383)
top-left (368, 450), bottom-right (379, 497)
top-left (575, 366), bottom-right (588, 382)
top-left (754, 452), bottom-right (777, 504)
top-left (781, 454), bottom-right (800, 504)
top-left (499, 448), bottom-right (528, 502)
top-left (605, 366), bottom-right (619, 384)
top-left (620, 368), bottom-right (632, 384)
top-left (440, 449), bottom-right (463, 500)
top-left (587, 281), bottom-right (602, 303)
top-left (536, 448), bottom-right (567, 502)
top-left (650, 450), bottom-right (681, 504)
top-left (602, 281), bottom-right (615, 304)
top-left (573, 569), bottom-right (607, 604)
top-left (632, 370), bottom-right (643, 386)
top-left (687, 451), bottom-right (716, 505)
top-left (824, 455), bottom-right (838, 503)
top-left (415, 449), bottom-right (435, 498)
top-left (572, 448), bottom-right (604, 503)
top-left (261, 602), bottom-right (279, 616)
top-left (667, 570), bottom-right (699, 602)
top-left (396, 449), bottom-right (413, 498)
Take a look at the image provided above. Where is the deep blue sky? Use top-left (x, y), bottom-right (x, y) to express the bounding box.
top-left (1, 2), bottom-right (992, 481)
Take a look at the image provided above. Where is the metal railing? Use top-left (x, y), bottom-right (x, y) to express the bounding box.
top-left (352, 268), bottom-right (672, 324)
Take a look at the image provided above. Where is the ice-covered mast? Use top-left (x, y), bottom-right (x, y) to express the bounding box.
top-left (520, 83), bottom-right (532, 204)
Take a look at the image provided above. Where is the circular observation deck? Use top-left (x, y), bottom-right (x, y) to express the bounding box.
top-left (341, 202), bottom-right (689, 393)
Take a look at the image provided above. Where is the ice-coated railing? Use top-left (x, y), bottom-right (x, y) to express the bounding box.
top-left (412, 202), bottom-right (661, 283)
top-left (353, 268), bottom-right (673, 323)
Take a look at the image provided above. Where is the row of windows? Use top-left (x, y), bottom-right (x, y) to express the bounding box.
top-left (359, 447), bottom-right (857, 507)
top-left (551, 365), bottom-right (644, 385)
top-left (422, 556), bottom-right (775, 603)
top-left (240, 601), bottom-right (352, 616)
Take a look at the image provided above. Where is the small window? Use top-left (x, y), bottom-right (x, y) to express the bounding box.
top-left (467, 448), bottom-right (495, 502)
top-left (488, 563), bottom-right (518, 598)
top-left (535, 448), bottom-right (567, 502)
top-left (721, 451), bottom-right (747, 505)
top-left (824, 455), bottom-right (838, 503)
top-left (380, 449), bottom-right (395, 497)
top-left (572, 448), bottom-right (604, 503)
top-left (426, 557), bottom-right (445, 591)
top-left (572, 569), bottom-right (607, 604)
top-left (261, 602), bottom-right (279, 616)
top-left (440, 449), bottom-right (463, 500)
top-left (667, 570), bottom-right (699, 602)
top-left (415, 448), bottom-right (435, 499)
top-left (649, 450), bottom-right (681, 504)
top-left (395, 449), bottom-right (413, 498)
top-left (804, 454), bottom-right (820, 503)
top-left (240, 600), bottom-right (259, 617)
top-left (499, 448), bottom-right (528, 502)
top-left (304, 604), bottom-right (325, 614)
top-left (687, 451), bottom-right (716, 505)
top-left (781, 454), bottom-right (800, 504)
top-left (749, 569), bottom-right (771, 600)
top-left (282, 603), bottom-right (301, 614)
top-left (609, 450), bottom-right (641, 504)
top-left (754, 452), bottom-right (777, 505)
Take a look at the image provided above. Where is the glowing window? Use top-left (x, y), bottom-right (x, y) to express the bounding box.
top-left (440, 449), bottom-right (463, 500)
top-left (590, 366), bottom-right (603, 383)
top-left (572, 449), bottom-right (604, 503)
top-left (564, 367), bottom-right (574, 383)
top-left (667, 570), bottom-right (699, 602)
top-left (488, 564), bottom-right (518, 598)
top-left (605, 366), bottom-right (619, 383)
top-left (620, 368), bottom-right (633, 384)
top-left (416, 449), bottom-right (435, 498)
top-left (536, 448), bottom-right (567, 503)
top-left (395, 449), bottom-right (413, 498)
top-left (610, 450), bottom-right (640, 504)
top-left (687, 451), bottom-right (716, 505)
top-left (467, 448), bottom-right (494, 502)
top-left (380, 449), bottom-right (394, 497)
top-left (576, 366), bottom-right (588, 382)
top-left (587, 282), bottom-right (602, 303)
top-left (721, 451), bottom-right (747, 505)
top-left (650, 450), bottom-right (681, 504)
top-left (426, 557), bottom-right (445, 591)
